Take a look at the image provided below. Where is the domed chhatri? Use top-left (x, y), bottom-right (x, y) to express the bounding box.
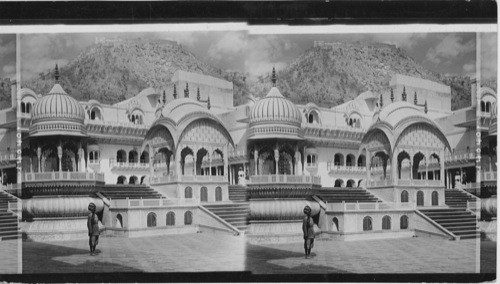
top-left (248, 69), bottom-right (303, 140)
top-left (30, 65), bottom-right (87, 137)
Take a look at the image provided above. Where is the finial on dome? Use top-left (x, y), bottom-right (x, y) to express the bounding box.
top-left (173, 84), bottom-right (177, 99)
top-left (379, 93), bottom-right (383, 108)
top-left (162, 90), bottom-right (166, 104)
top-left (390, 88), bottom-right (394, 102)
top-left (402, 86), bottom-right (407, 101)
top-left (271, 67), bottom-right (277, 87)
top-left (55, 64), bottom-right (60, 83)
top-left (424, 100), bottom-right (428, 113)
top-left (197, 87), bottom-right (201, 101)
top-left (414, 91), bottom-right (418, 105)
top-left (207, 96), bottom-right (211, 109)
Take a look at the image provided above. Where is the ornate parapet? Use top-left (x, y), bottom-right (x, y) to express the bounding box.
top-left (149, 174), bottom-right (226, 185)
top-left (367, 179), bottom-right (442, 188)
top-left (109, 159), bottom-right (149, 171)
top-left (248, 175), bottom-right (321, 186)
top-left (24, 172), bottom-right (105, 183)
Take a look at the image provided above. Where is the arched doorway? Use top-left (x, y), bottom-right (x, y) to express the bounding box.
top-left (215, 187), bottom-right (222, 201)
top-left (117, 175), bottom-right (126, 184)
top-left (431, 191), bottom-right (439, 206)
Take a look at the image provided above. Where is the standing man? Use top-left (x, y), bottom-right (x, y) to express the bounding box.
top-left (87, 202), bottom-right (100, 255)
top-left (302, 205), bottom-right (315, 258)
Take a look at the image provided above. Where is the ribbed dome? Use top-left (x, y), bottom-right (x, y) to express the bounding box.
top-left (248, 87), bottom-right (303, 140)
top-left (250, 87), bottom-right (302, 124)
top-left (32, 84), bottom-right (85, 122)
top-left (30, 84), bottom-right (87, 137)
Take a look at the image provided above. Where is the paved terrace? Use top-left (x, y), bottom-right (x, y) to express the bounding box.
top-left (0, 240), bottom-right (21, 274)
top-left (16, 234), bottom-right (496, 279)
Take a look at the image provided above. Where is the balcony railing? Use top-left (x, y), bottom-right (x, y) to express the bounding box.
top-left (109, 159), bottom-right (149, 170)
top-left (0, 153), bottom-right (16, 162)
top-left (249, 174), bottom-right (321, 185)
top-left (367, 179), bottom-right (442, 188)
top-left (110, 198), bottom-right (197, 208)
top-left (85, 119), bottom-right (150, 129)
top-left (445, 151), bottom-right (475, 162)
top-left (328, 165), bottom-right (366, 174)
top-left (149, 174), bottom-right (227, 185)
top-left (24, 172), bottom-right (105, 183)
top-left (328, 201), bottom-right (416, 212)
top-left (481, 171), bottom-right (497, 181)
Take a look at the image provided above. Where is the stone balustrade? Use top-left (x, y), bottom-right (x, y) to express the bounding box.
top-left (445, 151), bottom-right (475, 162)
top-left (367, 179), bottom-right (442, 188)
top-left (481, 171), bottom-right (497, 181)
top-left (328, 201), bottom-right (416, 212)
top-left (0, 152), bottom-right (16, 162)
top-left (149, 174), bottom-right (226, 185)
top-left (85, 119), bottom-right (151, 129)
top-left (249, 174), bottom-right (321, 185)
top-left (109, 159), bottom-right (149, 170)
top-left (24, 172), bottom-right (105, 183)
top-left (110, 197), bottom-right (195, 208)
top-left (328, 165), bottom-right (366, 174)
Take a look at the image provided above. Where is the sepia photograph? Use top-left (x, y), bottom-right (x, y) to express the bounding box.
top-left (0, 18), bottom-right (496, 282)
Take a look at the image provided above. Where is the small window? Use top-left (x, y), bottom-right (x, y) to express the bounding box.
top-left (307, 155), bottom-right (312, 164)
top-left (116, 214), bottom-right (123, 228)
top-left (401, 190), bottom-right (409, 203)
top-left (147, 212), bottom-right (157, 227)
top-left (184, 211), bottom-right (193, 225)
top-left (382, 215), bottom-right (391, 230)
top-left (185, 187), bottom-right (193, 199)
top-left (200, 187), bottom-right (208, 202)
top-left (215, 187), bottom-right (222, 201)
top-left (166, 212), bottom-right (175, 226)
top-left (332, 217), bottom-right (339, 231)
top-left (400, 215), bottom-right (409, 229)
top-left (431, 191), bottom-right (439, 206)
top-left (417, 191), bottom-right (424, 206)
top-left (363, 216), bottom-right (372, 231)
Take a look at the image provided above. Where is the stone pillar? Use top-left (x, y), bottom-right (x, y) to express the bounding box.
top-left (366, 149), bottom-right (371, 183)
top-left (295, 150), bottom-right (300, 175)
top-left (176, 147), bottom-right (182, 177)
top-left (392, 151), bottom-right (398, 186)
top-left (274, 147), bottom-right (279, 175)
top-left (30, 157), bottom-right (33, 173)
top-left (253, 149), bottom-right (258, 176)
top-left (37, 147), bottom-right (41, 172)
top-left (243, 163), bottom-right (248, 179)
top-left (224, 145), bottom-right (228, 177)
top-left (57, 145), bottom-right (62, 172)
top-left (149, 149), bottom-right (154, 177)
top-left (209, 150), bottom-right (212, 176)
top-left (440, 149), bottom-right (445, 186)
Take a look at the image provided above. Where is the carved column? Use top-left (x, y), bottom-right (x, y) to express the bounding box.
top-left (253, 148), bottom-right (258, 176)
top-left (149, 148), bottom-right (154, 177)
top-left (366, 149), bottom-right (371, 183)
top-left (176, 146), bottom-right (182, 177)
top-left (440, 149), bottom-right (445, 186)
top-left (224, 145), bottom-right (228, 177)
top-left (57, 144), bottom-right (62, 172)
top-left (37, 147), bottom-right (41, 173)
top-left (274, 146), bottom-right (279, 175)
top-left (392, 150), bottom-right (398, 186)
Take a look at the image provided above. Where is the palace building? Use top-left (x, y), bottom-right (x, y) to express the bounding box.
top-left (0, 64), bottom-right (495, 243)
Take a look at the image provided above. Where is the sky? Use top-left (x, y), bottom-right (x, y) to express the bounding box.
top-left (8, 30), bottom-right (498, 82)
top-left (0, 34), bottom-right (16, 80)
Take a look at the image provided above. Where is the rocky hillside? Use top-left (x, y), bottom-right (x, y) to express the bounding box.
top-left (23, 39), bottom-right (494, 110)
top-left (22, 39), bottom-right (228, 104)
top-left (0, 78), bottom-right (12, 110)
top-left (248, 42), bottom-right (444, 108)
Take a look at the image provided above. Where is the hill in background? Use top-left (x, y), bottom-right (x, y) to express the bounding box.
top-left (22, 39), bottom-right (495, 111)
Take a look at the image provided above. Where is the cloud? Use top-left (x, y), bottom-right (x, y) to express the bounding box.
top-left (480, 33), bottom-right (497, 80)
top-left (2, 65), bottom-right (15, 79)
top-left (425, 34), bottom-right (475, 64)
top-left (371, 33), bottom-right (427, 49)
top-left (207, 32), bottom-right (291, 76)
top-left (0, 37), bottom-right (15, 61)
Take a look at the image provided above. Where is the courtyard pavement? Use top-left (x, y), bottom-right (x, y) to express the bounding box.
top-left (0, 239), bottom-right (21, 274)
top-left (15, 233), bottom-right (496, 280)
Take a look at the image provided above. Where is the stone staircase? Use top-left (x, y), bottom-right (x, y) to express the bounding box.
top-left (0, 191), bottom-right (20, 241)
top-left (419, 208), bottom-right (480, 239)
top-left (203, 203), bottom-right (250, 232)
top-left (228, 185), bottom-right (247, 202)
top-left (315, 188), bottom-right (380, 203)
top-left (445, 189), bottom-right (478, 208)
top-left (97, 184), bottom-right (165, 199)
